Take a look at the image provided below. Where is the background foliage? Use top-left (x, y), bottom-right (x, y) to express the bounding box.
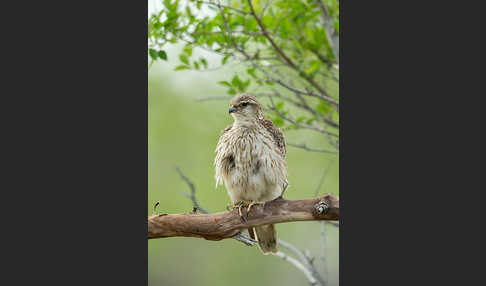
top-left (148, 0), bottom-right (339, 285)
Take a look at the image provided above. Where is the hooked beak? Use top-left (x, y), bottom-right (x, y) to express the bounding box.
top-left (228, 107), bottom-right (236, 114)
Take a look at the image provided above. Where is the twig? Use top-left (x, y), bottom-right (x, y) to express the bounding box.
top-left (274, 251), bottom-right (319, 286)
top-left (152, 201), bottom-right (160, 215)
top-left (195, 95), bottom-right (231, 102)
top-left (327, 221), bottom-right (339, 227)
top-left (267, 106), bottom-right (338, 140)
top-left (256, 91), bottom-right (339, 130)
top-left (278, 240), bottom-right (326, 286)
top-left (320, 222), bottom-right (329, 286)
top-left (191, 30), bottom-right (263, 36)
top-left (288, 143), bottom-right (338, 154)
top-left (256, 92), bottom-right (318, 118)
top-left (261, 0), bottom-right (274, 17)
top-left (257, 66), bottom-right (333, 103)
top-left (232, 233), bottom-right (257, 246)
top-left (175, 166), bottom-right (209, 214)
top-left (217, 0), bottom-right (250, 58)
top-left (312, 49), bottom-right (334, 66)
top-left (196, 1), bottom-right (251, 15)
top-left (314, 0), bottom-right (338, 61)
top-left (175, 166), bottom-right (256, 246)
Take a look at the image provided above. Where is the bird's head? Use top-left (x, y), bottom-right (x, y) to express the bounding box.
top-left (228, 94), bottom-right (263, 125)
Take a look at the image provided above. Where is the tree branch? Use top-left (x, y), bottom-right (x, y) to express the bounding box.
top-left (213, 3), bottom-right (338, 111)
top-left (148, 194), bottom-right (339, 240)
top-left (247, 0), bottom-right (337, 107)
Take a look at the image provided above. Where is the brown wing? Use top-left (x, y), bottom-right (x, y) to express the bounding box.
top-left (260, 117), bottom-right (286, 158)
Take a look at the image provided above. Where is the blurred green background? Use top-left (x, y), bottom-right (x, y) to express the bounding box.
top-left (148, 2), bottom-right (339, 285)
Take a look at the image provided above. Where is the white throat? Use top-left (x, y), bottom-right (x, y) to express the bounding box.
top-left (232, 115), bottom-right (258, 128)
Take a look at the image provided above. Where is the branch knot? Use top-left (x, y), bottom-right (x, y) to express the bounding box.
top-left (314, 200), bottom-right (329, 215)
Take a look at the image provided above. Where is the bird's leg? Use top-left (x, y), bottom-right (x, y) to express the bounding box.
top-left (227, 201), bottom-right (244, 211)
top-left (247, 201), bottom-right (265, 215)
top-left (239, 204), bottom-right (245, 217)
top-left (228, 201), bottom-right (253, 218)
top-left (229, 200), bottom-right (266, 219)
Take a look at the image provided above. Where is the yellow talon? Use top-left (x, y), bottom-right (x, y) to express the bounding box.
top-left (247, 201), bottom-right (265, 215)
top-left (229, 201), bottom-right (265, 218)
top-left (247, 202), bottom-right (256, 214)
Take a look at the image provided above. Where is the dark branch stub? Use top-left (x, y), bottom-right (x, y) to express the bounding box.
top-left (153, 201), bottom-right (160, 215)
top-left (314, 200), bottom-right (329, 215)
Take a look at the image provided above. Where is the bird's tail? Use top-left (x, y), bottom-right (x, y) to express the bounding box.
top-left (253, 224), bottom-right (278, 254)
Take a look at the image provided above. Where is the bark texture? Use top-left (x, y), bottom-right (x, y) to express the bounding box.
top-left (148, 194), bottom-right (339, 241)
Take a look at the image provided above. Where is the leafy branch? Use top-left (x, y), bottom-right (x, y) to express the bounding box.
top-left (148, 0), bottom-right (340, 153)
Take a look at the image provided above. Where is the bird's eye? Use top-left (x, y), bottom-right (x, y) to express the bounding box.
top-left (241, 102), bottom-right (248, 107)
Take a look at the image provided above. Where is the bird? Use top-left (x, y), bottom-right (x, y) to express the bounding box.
top-left (214, 94), bottom-right (288, 254)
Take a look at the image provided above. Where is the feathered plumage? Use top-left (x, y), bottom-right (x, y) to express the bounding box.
top-left (215, 94), bottom-right (288, 254)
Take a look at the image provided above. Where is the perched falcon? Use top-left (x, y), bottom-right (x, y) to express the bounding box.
top-left (215, 94), bottom-right (288, 254)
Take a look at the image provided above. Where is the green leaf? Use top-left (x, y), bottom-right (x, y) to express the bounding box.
top-left (237, 85), bottom-right (246, 92)
top-left (306, 118), bottom-right (316, 124)
top-left (149, 48), bottom-right (158, 60)
top-left (174, 65), bottom-right (190, 71)
top-left (153, 22), bottom-right (162, 30)
top-left (279, 19), bottom-right (290, 37)
top-left (200, 58), bottom-right (208, 68)
top-left (222, 54), bottom-right (230, 65)
top-left (163, 0), bottom-right (172, 9)
top-left (185, 6), bottom-right (193, 17)
top-left (296, 116), bottom-right (306, 123)
top-left (231, 75), bottom-right (243, 88)
top-left (262, 14), bottom-right (274, 28)
top-left (158, 50), bottom-right (167, 61)
top-left (271, 115), bottom-right (284, 127)
top-left (247, 68), bottom-right (257, 78)
top-left (275, 101), bottom-right (284, 111)
top-left (218, 81), bottom-right (232, 88)
top-left (183, 46), bottom-right (193, 56)
top-left (241, 79), bottom-right (250, 91)
top-left (227, 88), bottom-right (237, 95)
top-left (265, 80), bottom-right (275, 86)
top-left (193, 61), bottom-right (200, 70)
top-left (317, 101), bottom-right (331, 115)
top-left (179, 54), bottom-right (189, 65)
top-left (305, 60), bottom-right (321, 75)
